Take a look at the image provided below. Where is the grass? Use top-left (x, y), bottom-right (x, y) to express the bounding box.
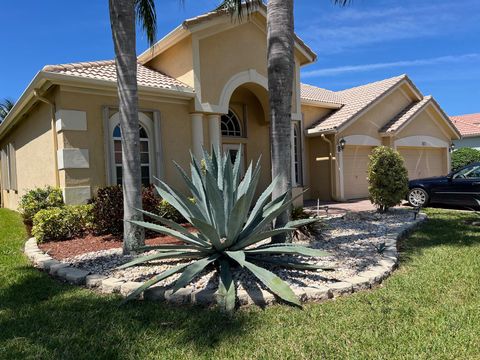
top-left (0, 208), bottom-right (479, 359)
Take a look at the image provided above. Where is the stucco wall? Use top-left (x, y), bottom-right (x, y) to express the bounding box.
top-left (396, 108), bottom-right (451, 142)
top-left (0, 100), bottom-right (57, 209)
top-left (454, 137), bottom-right (480, 150)
top-left (56, 88), bottom-right (193, 198)
top-left (146, 36), bottom-right (194, 88)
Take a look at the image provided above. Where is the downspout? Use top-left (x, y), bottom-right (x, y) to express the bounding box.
top-left (320, 134), bottom-right (335, 201)
top-left (34, 90), bottom-right (60, 187)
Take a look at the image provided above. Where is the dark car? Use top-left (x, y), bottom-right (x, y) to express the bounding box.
top-left (407, 162), bottom-right (480, 208)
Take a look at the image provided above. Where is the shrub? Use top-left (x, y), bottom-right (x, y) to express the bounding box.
top-left (18, 186), bottom-right (64, 225)
top-left (32, 204), bottom-right (94, 242)
top-left (91, 185), bottom-right (184, 236)
top-left (451, 147), bottom-right (480, 171)
top-left (120, 148), bottom-right (329, 312)
top-left (91, 185), bottom-right (124, 236)
top-left (367, 146), bottom-right (409, 212)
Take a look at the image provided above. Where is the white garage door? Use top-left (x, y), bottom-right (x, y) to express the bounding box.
top-left (397, 147), bottom-right (447, 180)
top-left (343, 145), bottom-right (374, 199)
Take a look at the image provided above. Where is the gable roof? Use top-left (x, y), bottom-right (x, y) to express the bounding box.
top-left (380, 96), bottom-right (432, 133)
top-left (138, 3), bottom-right (316, 65)
top-left (300, 83), bottom-right (343, 106)
top-left (306, 75), bottom-right (409, 134)
top-left (43, 60), bottom-right (193, 92)
top-left (451, 113), bottom-right (480, 137)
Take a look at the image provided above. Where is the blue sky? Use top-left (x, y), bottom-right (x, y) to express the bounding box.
top-left (1, 0), bottom-right (479, 115)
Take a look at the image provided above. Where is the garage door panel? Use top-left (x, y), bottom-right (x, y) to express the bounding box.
top-left (343, 146), bottom-right (373, 199)
top-left (398, 147), bottom-right (446, 180)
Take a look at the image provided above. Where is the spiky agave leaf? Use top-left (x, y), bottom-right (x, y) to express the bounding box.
top-left (120, 148), bottom-right (330, 311)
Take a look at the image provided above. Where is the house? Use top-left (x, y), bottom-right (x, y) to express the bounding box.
top-left (0, 5), bottom-right (460, 210)
top-left (451, 113), bottom-right (480, 149)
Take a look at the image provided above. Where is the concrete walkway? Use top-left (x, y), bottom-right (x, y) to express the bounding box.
top-left (304, 198), bottom-right (377, 216)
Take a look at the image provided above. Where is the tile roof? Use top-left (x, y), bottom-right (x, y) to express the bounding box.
top-left (380, 96), bottom-right (432, 133)
top-left (306, 75), bottom-right (407, 133)
top-left (451, 113), bottom-right (480, 137)
top-left (300, 83), bottom-right (343, 105)
top-left (42, 60), bottom-right (193, 92)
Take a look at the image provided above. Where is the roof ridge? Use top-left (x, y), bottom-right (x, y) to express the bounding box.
top-left (43, 60), bottom-right (115, 72)
top-left (336, 74), bottom-right (406, 94)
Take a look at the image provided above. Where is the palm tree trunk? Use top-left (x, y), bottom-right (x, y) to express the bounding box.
top-left (109, 0), bottom-right (145, 254)
top-left (267, 0), bottom-right (294, 243)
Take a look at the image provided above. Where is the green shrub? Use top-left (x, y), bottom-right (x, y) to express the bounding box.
top-left (367, 146), bottom-right (409, 212)
top-left (91, 185), bottom-right (184, 236)
top-left (18, 186), bottom-right (64, 225)
top-left (451, 147), bottom-right (480, 171)
top-left (32, 204), bottom-right (94, 242)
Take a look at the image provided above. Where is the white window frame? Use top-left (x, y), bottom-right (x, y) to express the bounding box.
top-left (108, 112), bottom-right (156, 186)
top-left (221, 109), bottom-right (243, 138)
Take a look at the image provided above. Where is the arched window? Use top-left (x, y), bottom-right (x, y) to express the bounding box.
top-left (221, 110), bottom-right (242, 137)
top-left (113, 124), bottom-right (151, 187)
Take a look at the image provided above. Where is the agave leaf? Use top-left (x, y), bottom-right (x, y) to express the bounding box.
top-left (201, 148), bottom-right (215, 174)
top-left (231, 227), bottom-right (296, 251)
top-left (243, 176), bottom-right (279, 228)
top-left (218, 258), bottom-right (236, 312)
top-left (225, 194), bottom-right (250, 247)
top-left (225, 250), bottom-right (247, 267)
top-left (116, 251), bottom-right (204, 270)
top-left (172, 254), bottom-right (220, 293)
top-left (232, 145), bottom-right (243, 188)
top-left (285, 218), bottom-right (319, 228)
top-left (129, 220), bottom-right (209, 248)
top-left (247, 256), bottom-right (335, 271)
top-left (204, 170), bottom-right (226, 236)
top-left (136, 209), bottom-right (203, 243)
top-left (236, 161), bottom-right (253, 199)
top-left (173, 161), bottom-right (202, 200)
top-left (241, 259), bottom-right (301, 307)
top-left (136, 244), bottom-right (203, 252)
top-left (120, 263), bottom-right (189, 305)
top-left (216, 147), bottom-right (225, 190)
top-left (155, 181), bottom-right (206, 222)
top-left (223, 152), bottom-right (235, 229)
top-left (245, 245), bottom-right (330, 257)
top-left (189, 217), bottom-right (223, 249)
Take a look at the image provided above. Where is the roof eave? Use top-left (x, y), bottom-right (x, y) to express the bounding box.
top-left (301, 98), bottom-right (342, 109)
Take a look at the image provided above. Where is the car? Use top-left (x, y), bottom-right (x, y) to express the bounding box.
top-left (407, 162), bottom-right (480, 209)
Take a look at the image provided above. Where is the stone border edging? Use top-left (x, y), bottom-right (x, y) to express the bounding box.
top-left (24, 213), bottom-right (427, 307)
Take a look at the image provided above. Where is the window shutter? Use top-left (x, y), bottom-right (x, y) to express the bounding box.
top-left (0, 146), bottom-right (9, 190)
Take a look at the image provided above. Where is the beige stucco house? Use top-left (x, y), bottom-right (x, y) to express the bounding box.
top-left (0, 6), bottom-right (460, 210)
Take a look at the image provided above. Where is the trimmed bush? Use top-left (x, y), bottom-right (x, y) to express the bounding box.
top-left (451, 147), bottom-right (480, 171)
top-left (157, 199), bottom-right (185, 223)
top-left (367, 146), bottom-right (409, 212)
top-left (32, 204), bottom-right (94, 242)
top-left (18, 186), bottom-right (64, 225)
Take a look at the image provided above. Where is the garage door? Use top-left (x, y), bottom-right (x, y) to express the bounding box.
top-left (343, 145), bottom-right (373, 199)
top-left (397, 147), bottom-right (447, 180)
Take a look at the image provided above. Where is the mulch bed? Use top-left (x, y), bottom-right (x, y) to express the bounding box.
top-left (38, 230), bottom-right (189, 260)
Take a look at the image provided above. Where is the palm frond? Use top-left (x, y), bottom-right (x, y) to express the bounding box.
top-left (216, 0), bottom-right (263, 20)
top-left (135, 0), bottom-right (157, 46)
top-left (0, 98), bottom-right (15, 122)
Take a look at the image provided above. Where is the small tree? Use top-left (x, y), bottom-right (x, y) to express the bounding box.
top-left (451, 147), bottom-right (480, 172)
top-left (367, 146), bottom-right (409, 213)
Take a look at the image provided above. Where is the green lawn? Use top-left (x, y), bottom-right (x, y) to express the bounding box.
top-left (1, 208), bottom-right (479, 359)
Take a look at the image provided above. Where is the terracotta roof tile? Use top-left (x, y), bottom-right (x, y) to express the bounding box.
top-left (380, 96), bottom-right (432, 133)
top-left (305, 75), bottom-right (407, 133)
top-left (451, 113), bottom-right (480, 137)
top-left (300, 83), bottom-right (344, 105)
top-left (42, 60), bottom-right (193, 92)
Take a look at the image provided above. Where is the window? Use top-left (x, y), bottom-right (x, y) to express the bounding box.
top-left (292, 122), bottom-right (303, 186)
top-left (113, 125), bottom-right (151, 187)
top-left (221, 110), bottom-right (242, 137)
top-left (454, 164), bottom-right (480, 179)
top-left (0, 143), bottom-right (17, 191)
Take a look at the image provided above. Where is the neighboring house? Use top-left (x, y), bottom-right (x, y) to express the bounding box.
top-left (451, 113), bottom-right (480, 149)
top-left (0, 6), bottom-right (460, 210)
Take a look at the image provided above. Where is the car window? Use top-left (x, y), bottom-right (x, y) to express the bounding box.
top-left (453, 165), bottom-right (480, 179)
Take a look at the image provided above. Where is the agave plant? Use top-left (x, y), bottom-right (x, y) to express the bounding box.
top-left (119, 148), bottom-right (330, 311)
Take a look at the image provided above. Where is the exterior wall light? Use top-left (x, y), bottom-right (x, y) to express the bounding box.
top-left (337, 138), bottom-right (346, 152)
top-left (449, 143), bottom-right (456, 153)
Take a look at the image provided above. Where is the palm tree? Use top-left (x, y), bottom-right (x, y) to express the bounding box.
top-left (109, 0), bottom-right (157, 254)
top-left (220, 0), bottom-right (350, 242)
top-left (0, 99), bottom-right (14, 123)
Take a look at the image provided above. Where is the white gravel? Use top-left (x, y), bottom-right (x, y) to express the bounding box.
top-left (63, 208), bottom-right (419, 292)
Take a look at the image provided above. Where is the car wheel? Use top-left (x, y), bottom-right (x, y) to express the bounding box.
top-left (408, 188), bottom-right (429, 207)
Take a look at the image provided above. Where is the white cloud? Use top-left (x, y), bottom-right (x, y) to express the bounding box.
top-left (302, 54), bottom-right (480, 78)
